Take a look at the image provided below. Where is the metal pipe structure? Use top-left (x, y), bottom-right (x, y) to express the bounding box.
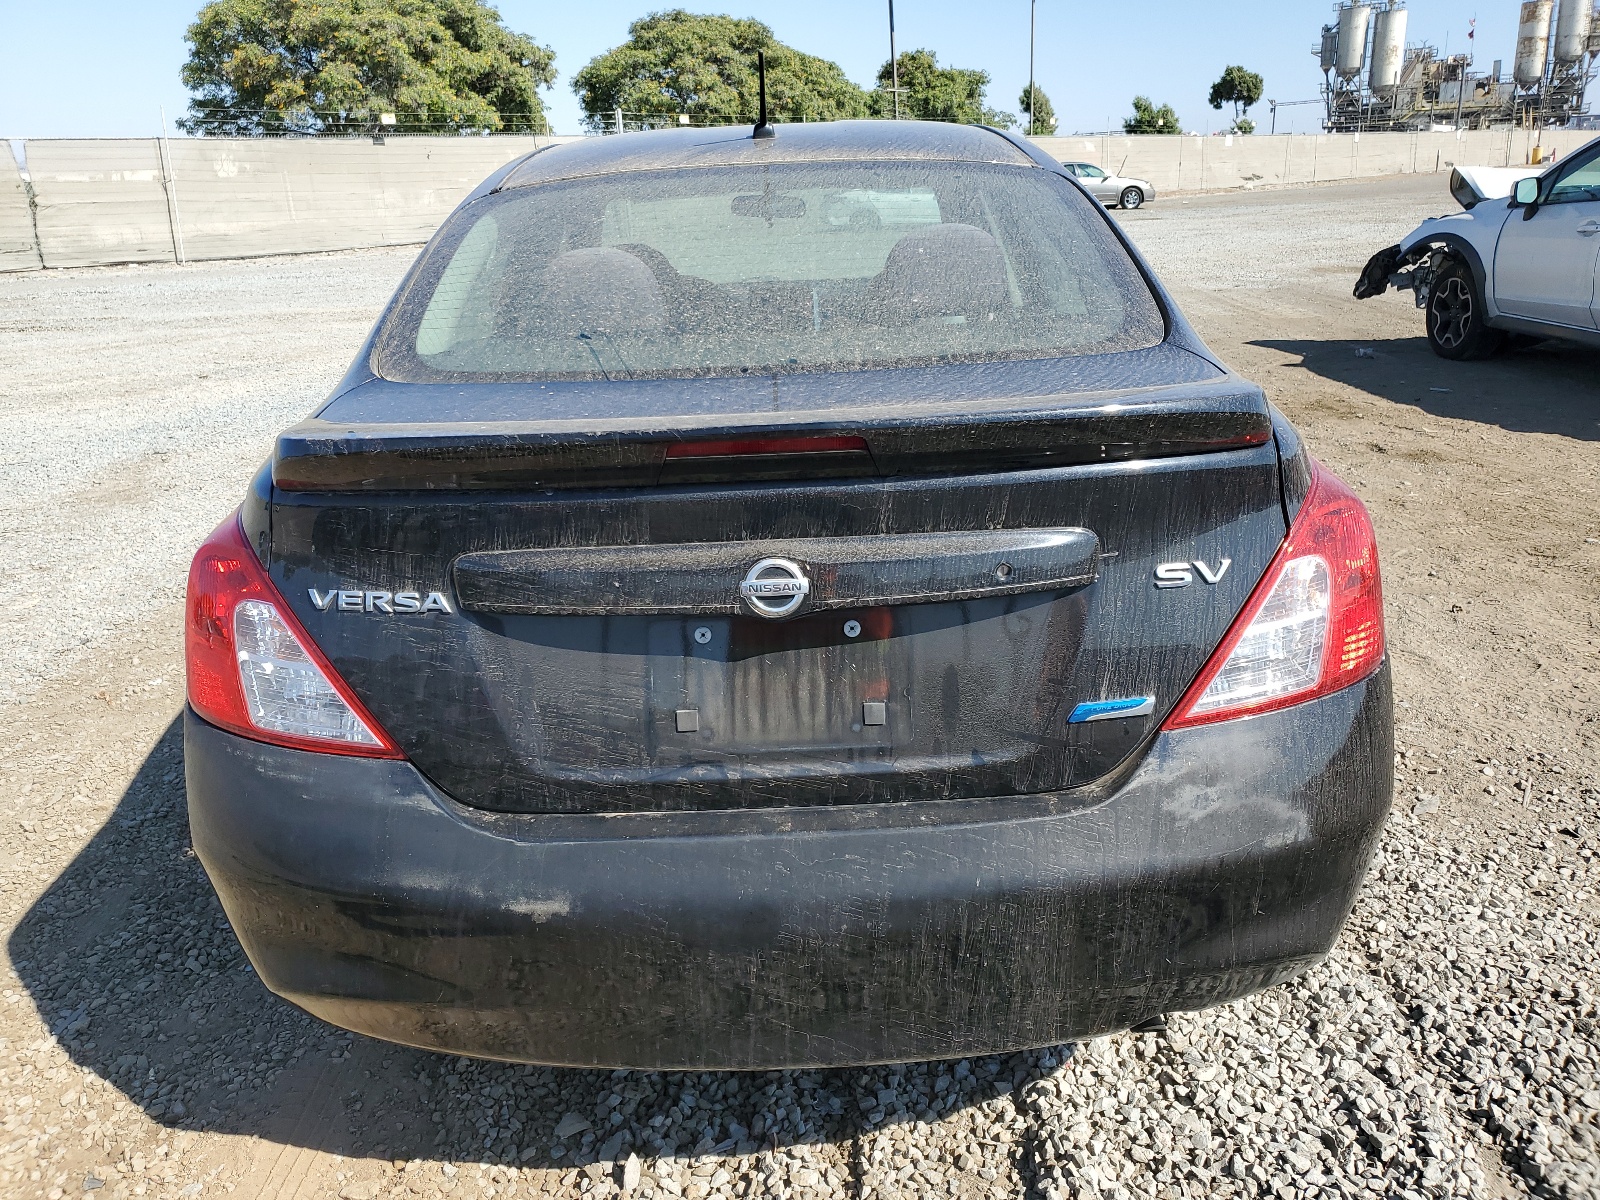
top-left (1268, 98), bottom-right (1324, 134)
top-left (889, 0), bottom-right (899, 120)
top-left (157, 106), bottom-right (186, 265)
top-left (1029, 0), bottom-right (1037, 136)
top-left (1320, 24), bottom-right (1340, 72)
top-left (1319, 0), bottom-right (1594, 133)
top-left (1370, 5), bottom-right (1409, 93)
top-left (1553, 0), bottom-right (1594, 61)
top-left (1337, 4), bottom-right (1374, 79)
top-left (1515, 1), bottom-right (1555, 86)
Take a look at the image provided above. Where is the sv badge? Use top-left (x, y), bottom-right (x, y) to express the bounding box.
top-left (1154, 559), bottom-right (1232, 589)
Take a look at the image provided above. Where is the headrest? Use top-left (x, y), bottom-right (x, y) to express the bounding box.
top-left (538, 247), bottom-right (667, 335)
top-left (874, 223), bottom-right (1008, 319)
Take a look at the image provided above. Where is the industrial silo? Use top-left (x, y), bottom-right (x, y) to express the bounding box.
top-left (1370, 4), bottom-right (1409, 91)
top-left (1320, 25), bottom-right (1340, 72)
top-left (1515, 1), bottom-right (1554, 86)
top-left (1336, 4), bottom-right (1373, 80)
top-left (1553, 0), bottom-right (1593, 62)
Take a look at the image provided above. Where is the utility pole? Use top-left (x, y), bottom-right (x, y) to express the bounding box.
top-left (889, 0), bottom-right (899, 119)
top-left (1029, 0), bottom-right (1037, 136)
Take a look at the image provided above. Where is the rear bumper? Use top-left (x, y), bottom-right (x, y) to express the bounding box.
top-left (187, 665), bottom-right (1391, 1069)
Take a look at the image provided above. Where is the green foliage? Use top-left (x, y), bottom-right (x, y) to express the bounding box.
top-left (179, 0), bottom-right (556, 135)
top-left (571, 11), bottom-right (868, 130)
top-left (872, 49), bottom-right (1014, 128)
top-left (1123, 96), bottom-right (1180, 135)
top-left (1208, 65), bottom-right (1264, 130)
top-left (1018, 84), bottom-right (1057, 136)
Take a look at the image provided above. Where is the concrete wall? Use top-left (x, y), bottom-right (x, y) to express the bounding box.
top-left (1030, 127), bottom-right (1597, 195)
top-left (4, 128), bottom-right (1596, 272)
top-left (0, 151), bottom-right (40, 272)
top-left (25, 140), bottom-right (176, 268)
top-left (13, 135), bottom-right (575, 270)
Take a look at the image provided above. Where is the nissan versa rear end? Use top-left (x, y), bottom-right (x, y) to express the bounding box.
top-left (185, 122), bottom-right (1392, 1069)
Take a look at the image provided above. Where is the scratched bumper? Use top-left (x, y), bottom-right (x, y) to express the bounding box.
top-left (186, 664), bottom-right (1391, 1069)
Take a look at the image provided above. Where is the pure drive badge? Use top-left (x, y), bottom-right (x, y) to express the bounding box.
top-left (309, 588), bottom-right (454, 614)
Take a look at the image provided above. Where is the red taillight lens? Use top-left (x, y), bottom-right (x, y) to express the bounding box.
top-left (185, 515), bottom-right (403, 758)
top-left (1163, 460), bottom-right (1384, 729)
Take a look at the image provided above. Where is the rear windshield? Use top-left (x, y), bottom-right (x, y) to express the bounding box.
top-left (377, 161), bottom-right (1165, 382)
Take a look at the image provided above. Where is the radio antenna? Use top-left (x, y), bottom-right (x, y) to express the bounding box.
top-left (753, 50), bottom-right (775, 139)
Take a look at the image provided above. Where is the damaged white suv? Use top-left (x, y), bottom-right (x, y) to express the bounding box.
top-left (1355, 136), bottom-right (1600, 359)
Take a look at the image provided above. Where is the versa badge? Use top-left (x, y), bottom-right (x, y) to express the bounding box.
top-left (309, 588), bottom-right (453, 614)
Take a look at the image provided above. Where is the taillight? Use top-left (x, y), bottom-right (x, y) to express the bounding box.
top-left (185, 516), bottom-right (403, 758)
top-left (1163, 460), bottom-right (1384, 729)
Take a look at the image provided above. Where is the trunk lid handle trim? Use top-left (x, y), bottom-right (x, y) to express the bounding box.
top-left (453, 527), bottom-right (1100, 618)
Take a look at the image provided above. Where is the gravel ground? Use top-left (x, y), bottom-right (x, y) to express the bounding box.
top-left (0, 174), bottom-right (1597, 1200)
top-left (0, 248), bottom-right (414, 709)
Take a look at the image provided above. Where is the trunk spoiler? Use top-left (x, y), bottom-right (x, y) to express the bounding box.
top-left (274, 379), bottom-right (1272, 492)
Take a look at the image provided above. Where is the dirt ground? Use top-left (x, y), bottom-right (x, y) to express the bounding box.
top-left (0, 173), bottom-right (1595, 1200)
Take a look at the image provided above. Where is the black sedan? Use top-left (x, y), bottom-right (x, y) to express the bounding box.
top-left (185, 119), bottom-right (1391, 1069)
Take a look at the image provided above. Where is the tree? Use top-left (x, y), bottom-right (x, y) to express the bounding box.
top-left (1123, 96), bottom-right (1180, 134)
top-left (571, 12), bottom-right (868, 130)
top-left (1018, 84), bottom-right (1057, 136)
top-left (1208, 65), bottom-right (1264, 132)
top-left (179, 0), bottom-right (556, 135)
top-left (872, 49), bottom-right (1014, 127)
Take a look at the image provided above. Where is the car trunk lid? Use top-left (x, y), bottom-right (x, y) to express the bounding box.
top-left (267, 353), bottom-right (1287, 814)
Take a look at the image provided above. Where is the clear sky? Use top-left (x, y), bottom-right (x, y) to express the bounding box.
top-left (0, 1), bottom-right (1533, 140)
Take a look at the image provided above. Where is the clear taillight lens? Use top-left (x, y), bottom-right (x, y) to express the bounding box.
top-left (1185, 556), bottom-right (1331, 717)
top-left (1165, 460), bottom-right (1384, 729)
top-left (186, 516), bottom-right (402, 758)
top-left (233, 600), bottom-right (383, 746)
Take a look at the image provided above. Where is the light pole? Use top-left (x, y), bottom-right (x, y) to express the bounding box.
top-left (1267, 98), bottom-right (1323, 136)
top-left (1029, 0), bottom-right (1037, 136)
top-left (889, 0), bottom-right (899, 120)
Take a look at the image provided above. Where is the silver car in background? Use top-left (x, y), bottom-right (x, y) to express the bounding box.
top-left (1062, 162), bottom-right (1155, 209)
